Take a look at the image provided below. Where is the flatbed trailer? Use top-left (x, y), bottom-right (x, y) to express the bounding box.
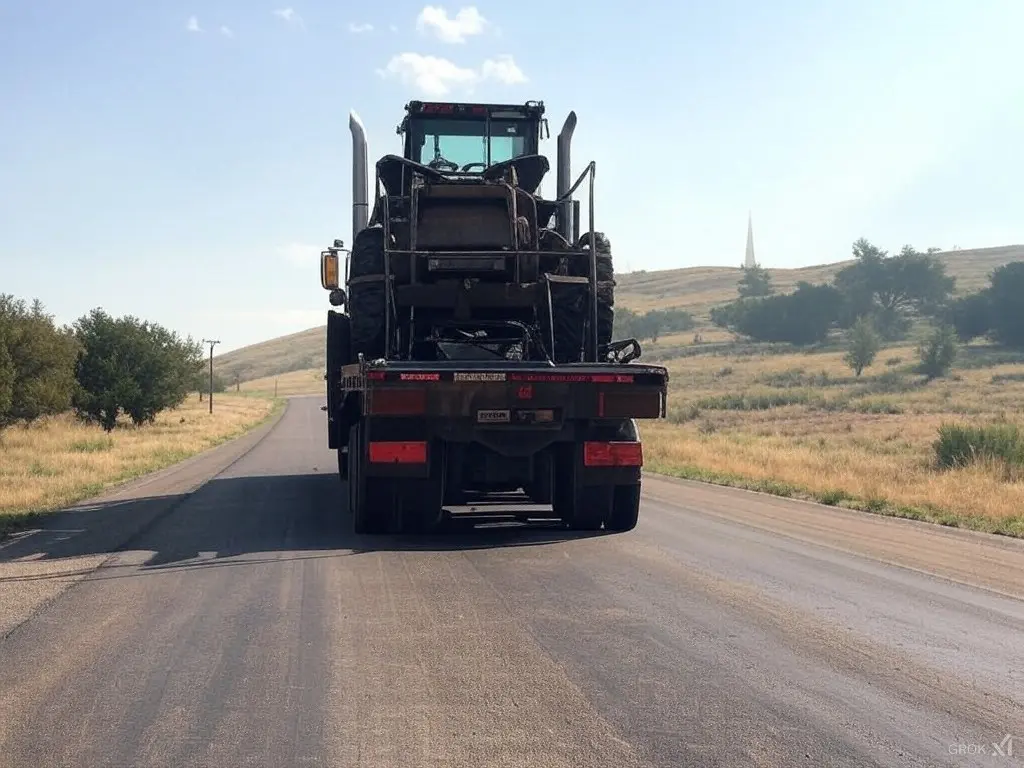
top-left (335, 357), bottom-right (669, 534)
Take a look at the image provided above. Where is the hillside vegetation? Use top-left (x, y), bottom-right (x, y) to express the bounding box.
top-left (217, 244), bottom-right (1024, 384)
top-left (616, 244), bottom-right (1024, 314)
top-left (214, 326), bottom-right (325, 385)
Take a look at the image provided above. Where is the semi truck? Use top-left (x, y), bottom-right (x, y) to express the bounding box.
top-left (319, 99), bottom-right (669, 534)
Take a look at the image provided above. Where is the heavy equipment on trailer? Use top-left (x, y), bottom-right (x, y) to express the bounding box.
top-left (319, 99), bottom-right (669, 534)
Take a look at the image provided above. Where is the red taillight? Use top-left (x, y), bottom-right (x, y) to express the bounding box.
top-left (369, 389), bottom-right (426, 415)
top-left (583, 441), bottom-right (643, 467)
top-left (368, 441), bottom-right (427, 464)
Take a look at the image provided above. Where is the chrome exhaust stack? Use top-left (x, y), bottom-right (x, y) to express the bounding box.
top-left (555, 111), bottom-right (576, 240)
top-left (349, 111), bottom-right (369, 238)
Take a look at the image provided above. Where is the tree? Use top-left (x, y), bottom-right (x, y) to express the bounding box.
top-left (192, 368), bottom-right (227, 395)
top-left (947, 291), bottom-right (992, 342)
top-left (730, 282), bottom-right (843, 346)
top-left (844, 316), bottom-right (881, 377)
top-left (0, 295), bottom-right (79, 429)
top-left (833, 239), bottom-right (955, 337)
top-left (73, 309), bottom-right (203, 431)
top-left (917, 324), bottom-right (958, 380)
top-left (710, 300), bottom-right (747, 332)
top-left (985, 262), bottom-right (1024, 348)
top-left (613, 307), bottom-right (695, 342)
top-left (737, 264), bottom-right (774, 298)
top-left (0, 340), bottom-right (13, 427)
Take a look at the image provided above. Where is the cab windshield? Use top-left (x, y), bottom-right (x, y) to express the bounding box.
top-left (409, 118), bottom-right (533, 172)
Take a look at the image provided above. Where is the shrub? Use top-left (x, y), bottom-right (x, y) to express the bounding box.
top-left (933, 422), bottom-right (1024, 471)
top-left (916, 324), bottom-right (958, 380)
top-left (844, 316), bottom-right (881, 376)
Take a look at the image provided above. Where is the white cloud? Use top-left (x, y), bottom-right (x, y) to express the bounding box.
top-left (415, 6), bottom-right (487, 43)
top-left (273, 7), bottom-right (305, 28)
top-left (378, 52), bottom-right (527, 96)
top-left (186, 15), bottom-right (202, 33)
top-left (220, 26), bottom-right (234, 38)
top-left (348, 21), bottom-right (374, 34)
top-left (480, 55), bottom-right (526, 85)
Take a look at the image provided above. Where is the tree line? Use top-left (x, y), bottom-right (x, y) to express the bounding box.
top-left (713, 240), bottom-right (1024, 346)
top-left (614, 307), bottom-right (696, 342)
top-left (0, 295), bottom-right (209, 433)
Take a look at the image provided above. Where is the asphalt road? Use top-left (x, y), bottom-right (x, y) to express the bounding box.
top-left (1, 396), bottom-right (1021, 768)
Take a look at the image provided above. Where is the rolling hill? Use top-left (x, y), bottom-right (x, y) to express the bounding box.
top-left (216, 244), bottom-right (1024, 384)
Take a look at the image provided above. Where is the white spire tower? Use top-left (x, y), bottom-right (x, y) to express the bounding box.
top-left (744, 211), bottom-right (756, 269)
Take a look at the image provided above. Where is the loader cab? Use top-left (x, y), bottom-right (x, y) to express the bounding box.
top-left (399, 101), bottom-right (548, 174)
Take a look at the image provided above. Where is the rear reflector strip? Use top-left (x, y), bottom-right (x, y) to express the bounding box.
top-left (583, 441), bottom-right (643, 467)
top-left (369, 441), bottom-right (427, 464)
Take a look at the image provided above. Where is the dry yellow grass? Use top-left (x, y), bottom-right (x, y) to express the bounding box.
top-left (641, 343), bottom-right (1024, 534)
top-left (0, 394), bottom-right (280, 526)
top-left (215, 326), bottom-right (325, 384)
top-left (240, 368), bottom-right (325, 397)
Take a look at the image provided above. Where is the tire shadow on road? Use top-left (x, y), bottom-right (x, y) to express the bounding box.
top-left (0, 471), bottom-right (607, 579)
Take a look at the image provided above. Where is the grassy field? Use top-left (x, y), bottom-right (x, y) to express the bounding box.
top-left (642, 342), bottom-right (1024, 536)
top-left (240, 368), bottom-right (326, 397)
top-left (0, 394), bottom-right (282, 534)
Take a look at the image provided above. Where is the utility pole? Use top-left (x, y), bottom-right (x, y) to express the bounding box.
top-left (201, 339), bottom-right (220, 414)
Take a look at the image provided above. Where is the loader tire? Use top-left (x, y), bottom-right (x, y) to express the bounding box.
top-left (571, 232), bottom-right (616, 354)
top-left (542, 279), bottom-right (588, 363)
top-left (348, 227), bottom-right (387, 361)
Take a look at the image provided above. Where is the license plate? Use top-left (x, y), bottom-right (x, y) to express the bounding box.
top-left (477, 409), bottom-right (510, 423)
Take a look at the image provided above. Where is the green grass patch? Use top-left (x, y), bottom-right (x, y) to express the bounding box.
top-left (69, 436), bottom-right (115, 453)
top-left (933, 422), bottom-right (1024, 470)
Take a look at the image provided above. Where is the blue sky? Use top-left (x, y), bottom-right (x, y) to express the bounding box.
top-left (2, 0), bottom-right (1022, 352)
